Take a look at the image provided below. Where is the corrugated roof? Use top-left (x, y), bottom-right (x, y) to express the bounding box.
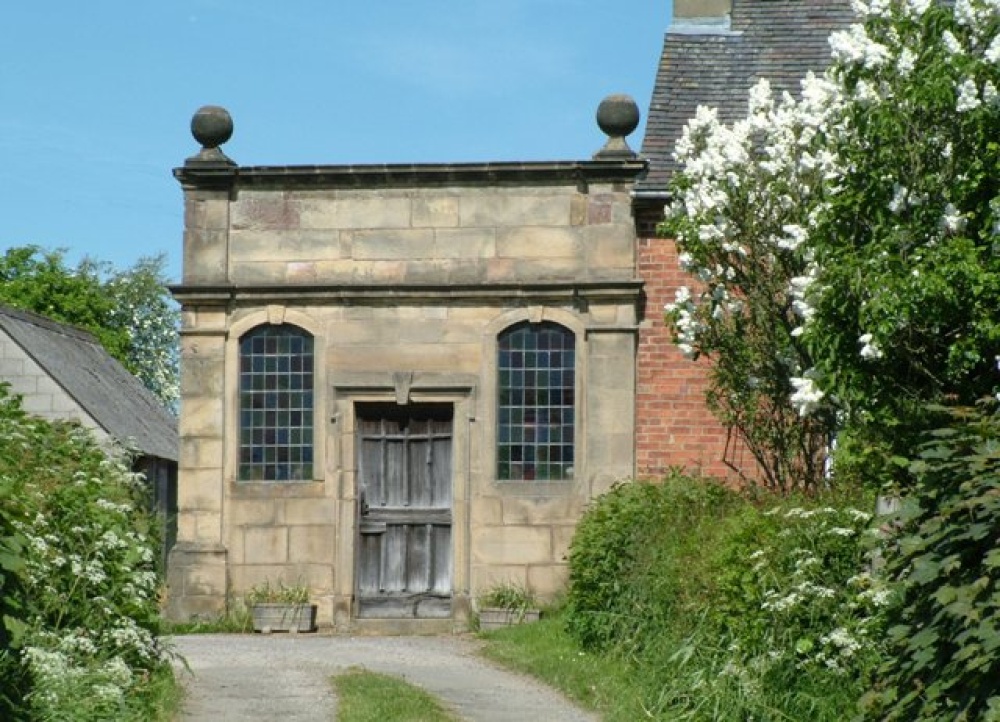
top-left (638, 0), bottom-right (856, 193)
top-left (0, 305), bottom-right (178, 461)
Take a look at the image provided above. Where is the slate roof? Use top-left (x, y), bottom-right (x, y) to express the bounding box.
top-left (638, 0), bottom-right (856, 194)
top-left (0, 305), bottom-right (178, 461)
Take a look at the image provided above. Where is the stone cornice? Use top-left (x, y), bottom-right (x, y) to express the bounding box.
top-left (169, 280), bottom-right (644, 307)
top-left (173, 159), bottom-right (648, 192)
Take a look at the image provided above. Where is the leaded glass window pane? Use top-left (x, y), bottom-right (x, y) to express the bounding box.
top-left (497, 322), bottom-right (575, 481)
top-left (238, 325), bottom-right (314, 482)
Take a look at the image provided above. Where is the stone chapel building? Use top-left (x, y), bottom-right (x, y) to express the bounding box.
top-left (166, 0), bottom-right (853, 629)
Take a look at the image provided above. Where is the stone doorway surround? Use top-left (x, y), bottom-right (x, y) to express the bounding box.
top-left (329, 372), bottom-right (477, 632)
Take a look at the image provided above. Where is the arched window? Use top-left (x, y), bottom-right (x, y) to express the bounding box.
top-left (497, 321), bottom-right (575, 481)
top-left (238, 325), bottom-right (314, 482)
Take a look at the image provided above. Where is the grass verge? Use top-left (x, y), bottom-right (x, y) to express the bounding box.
top-left (131, 663), bottom-right (184, 722)
top-left (331, 667), bottom-right (459, 722)
top-left (478, 609), bottom-right (650, 722)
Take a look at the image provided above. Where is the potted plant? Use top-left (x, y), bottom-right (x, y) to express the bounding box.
top-left (477, 581), bottom-right (541, 631)
top-left (246, 580), bottom-right (317, 633)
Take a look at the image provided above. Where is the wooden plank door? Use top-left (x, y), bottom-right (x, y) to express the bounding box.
top-left (355, 403), bottom-right (453, 618)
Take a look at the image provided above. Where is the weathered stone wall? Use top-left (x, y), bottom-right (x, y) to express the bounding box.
top-left (225, 185), bottom-right (635, 286)
top-left (170, 165), bottom-right (643, 628)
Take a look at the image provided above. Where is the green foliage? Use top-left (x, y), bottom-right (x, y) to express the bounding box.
top-left (0, 246), bottom-right (178, 410)
top-left (805, 2), bottom-right (1000, 486)
top-left (564, 475), bottom-right (742, 653)
top-left (564, 475), bottom-right (884, 720)
top-left (244, 579), bottom-right (310, 605)
top-left (477, 581), bottom-right (537, 613)
top-left (0, 440), bottom-right (31, 719)
top-left (0, 385), bottom-right (173, 720)
top-left (862, 405), bottom-right (1000, 721)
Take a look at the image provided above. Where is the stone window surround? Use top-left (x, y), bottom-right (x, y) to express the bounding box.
top-left (496, 320), bottom-right (576, 482)
top-left (224, 306), bottom-right (328, 496)
top-left (480, 306), bottom-right (588, 495)
top-left (237, 323), bottom-right (315, 482)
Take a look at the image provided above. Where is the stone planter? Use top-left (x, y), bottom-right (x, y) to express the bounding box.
top-left (251, 603), bottom-right (317, 633)
top-left (478, 607), bottom-right (541, 631)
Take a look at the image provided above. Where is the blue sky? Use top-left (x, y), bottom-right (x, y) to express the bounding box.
top-left (1, 1), bottom-right (671, 282)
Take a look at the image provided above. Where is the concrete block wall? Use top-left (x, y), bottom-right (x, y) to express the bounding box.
top-left (0, 330), bottom-right (104, 436)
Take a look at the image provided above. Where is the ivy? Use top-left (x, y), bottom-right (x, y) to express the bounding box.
top-left (862, 405), bottom-right (1000, 720)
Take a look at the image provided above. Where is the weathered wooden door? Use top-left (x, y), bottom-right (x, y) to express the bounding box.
top-left (355, 403), bottom-right (453, 618)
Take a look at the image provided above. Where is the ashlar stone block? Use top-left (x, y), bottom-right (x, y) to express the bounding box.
top-left (243, 526), bottom-right (289, 565)
top-left (299, 197), bottom-right (411, 230)
top-left (472, 525), bottom-right (552, 565)
top-left (413, 196), bottom-right (459, 228)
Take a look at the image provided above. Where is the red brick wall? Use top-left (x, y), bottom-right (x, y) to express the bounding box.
top-left (634, 201), bottom-right (743, 480)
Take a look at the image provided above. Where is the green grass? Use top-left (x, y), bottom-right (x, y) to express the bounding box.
top-left (161, 608), bottom-right (253, 635)
top-left (478, 609), bottom-right (652, 722)
top-left (131, 663), bottom-right (184, 722)
top-left (331, 667), bottom-right (459, 722)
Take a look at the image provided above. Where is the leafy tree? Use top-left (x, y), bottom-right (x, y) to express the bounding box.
top-left (0, 246), bottom-right (178, 410)
top-left (804, 0), bottom-right (1000, 488)
top-left (662, 0), bottom-right (1000, 490)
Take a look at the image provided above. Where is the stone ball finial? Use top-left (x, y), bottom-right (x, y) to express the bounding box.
top-left (186, 105), bottom-right (236, 167)
top-left (191, 105), bottom-right (233, 149)
top-left (593, 94), bottom-right (640, 160)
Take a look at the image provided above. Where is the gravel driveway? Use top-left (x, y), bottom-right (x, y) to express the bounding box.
top-left (170, 633), bottom-right (598, 722)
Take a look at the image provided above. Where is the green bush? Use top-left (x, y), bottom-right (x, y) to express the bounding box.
top-left (1, 471), bottom-right (31, 719)
top-left (565, 473), bottom-right (885, 720)
top-left (564, 474), bottom-right (740, 653)
top-left (862, 406), bottom-right (1000, 721)
top-left (0, 385), bottom-right (173, 720)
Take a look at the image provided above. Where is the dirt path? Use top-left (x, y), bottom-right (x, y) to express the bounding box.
top-left (170, 633), bottom-right (599, 722)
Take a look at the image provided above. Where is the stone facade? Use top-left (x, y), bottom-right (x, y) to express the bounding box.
top-left (168, 151), bottom-right (646, 628)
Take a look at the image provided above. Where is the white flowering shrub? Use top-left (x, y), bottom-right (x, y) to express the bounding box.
top-left (645, 496), bottom-right (889, 721)
top-left (663, 0), bottom-right (1000, 491)
top-left (564, 475), bottom-right (884, 719)
top-left (661, 2), bottom-right (1000, 717)
top-left (716, 504), bottom-right (889, 679)
top-left (803, 0), bottom-right (1000, 486)
top-left (662, 75), bottom-right (843, 491)
top-left (105, 256), bottom-right (180, 412)
top-left (0, 386), bottom-right (172, 720)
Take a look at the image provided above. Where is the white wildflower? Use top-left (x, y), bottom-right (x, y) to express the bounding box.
top-left (888, 184), bottom-right (908, 214)
top-left (905, 0), bottom-right (931, 18)
top-left (896, 47), bottom-right (917, 77)
top-left (777, 224), bottom-right (808, 251)
top-left (985, 81), bottom-right (998, 105)
top-left (986, 34), bottom-right (1000, 64)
